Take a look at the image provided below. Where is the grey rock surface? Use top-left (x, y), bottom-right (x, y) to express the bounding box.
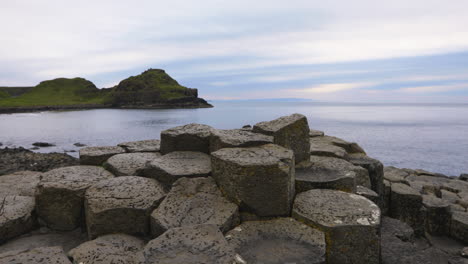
top-left (0, 246), bottom-right (72, 264)
top-left (135, 224), bottom-right (239, 264)
top-left (226, 218), bottom-right (326, 264)
top-left (160, 123), bottom-right (213, 154)
top-left (104, 152), bottom-right (160, 176)
top-left (211, 144), bottom-right (295, 217)
top-left (253, 113), bottom-right (310, 164)
top-left (85, 176), bottom-right (166, 239)
top-left (309, 129), bottom-right (324, 137)
top-left (348, 153), bottom-right (384, 205)
top-left (313, 135), bottom-right (366, 154)
top-left (309, 138), bottom-right (348, 159)
top-left (79, 146), bottom-right (125, 165)
top-left (209, 129), bottom-right (273, 152)
top-left (450, 211), bottom-right (468, 244)
top-left (295, 166), bottom-right (356, 193)
top-left (68, 234), bottom-right (145, 264)
top-left (356, 185), bottom-right (380, 206)
top-left (460, 174), bottom-right (468, 181)
top-left (384, 166), bottom-right (410, 183)
top-left (390, 183), bottom-right (424, 235)
top-left (0, 171), bottom-right (41, 197)
top-left (150, 177), bottom-right (239, 237)
top-left (422, 194), bottom-right (450, 235)
top-left (140, 151), bottom-right (211, 188)
top-left (0, 195), bottom-right (36, 243)
top-left (35, 166), bottom-right (114, 231)
top-left (118, 139), bottom-right (161, 153)
top-left (293, 189), bottom-right (381, 264)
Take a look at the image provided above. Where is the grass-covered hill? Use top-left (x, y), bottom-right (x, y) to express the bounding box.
top-left (0, 69), bottom-right (211, 111)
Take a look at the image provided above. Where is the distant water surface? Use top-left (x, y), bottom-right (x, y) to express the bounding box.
top-left (1, 101), bottom-right (467, 176)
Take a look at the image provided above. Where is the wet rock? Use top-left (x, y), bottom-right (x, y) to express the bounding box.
top-left (348, 153), bottom-right (384, 205)
top-left (118, 139), bottom-right (161, 153)
top-left (292, 189), bottom-right (381, 264)
top-left (104, 152), bottom-right (160, 176)
top-left (295, 166), bottom-right (356, 193)
top-left (253, 113), bottom-right (310, 164)
top-left (139, 151), bottom-right (211, 188)
top-left (0, 196), bottom-right (36, 243)
top-left (0, 246), bottom-right (72, 263)
top-left (384, 166), bottom-right (410, 183)
top-left (73, 142), bottom-right (86, 147)
top-left (0, 171), bottom-right (41, 197)
top-left (309, 139), bottom-right (348, 159)
top-left (450, 211), bottom-right (468, 243)
top-left (211, 144), bottom-right (295, 217)
top-left (209, 129), bottom-right (273, 152)
top-left (135, 224), bottom-right (239, 264)
top-left (32, 142), bottom-right (55, 147)
top-left (422, 195), bottom-right (450, 235)
top-left (85, 176), bottom-right (166, 239)
top-left (68, 234), bottom-right (145, 264)
top-left (150, 177), bottom-right (239, 237)
top-left (35, 166), bottom-right (114, 231)
top-left (0, 228), bottom-right (87, 254)
top-left (309, 129), bottom-right (324, 137)
top-left (160, 123), bottom-right (214, 154)
top-left (356, 185), bottom-right (380, 205)
top-left (226, 218), bottom-right (326, 264)
top-left (309, 155), bottom-right (370, 188)
top-left (0, 147), bottom-right (78, 176)
top-left (79, 146), bottom-right (125, 165)
top-left (390, 183), bottom-right (424, 235)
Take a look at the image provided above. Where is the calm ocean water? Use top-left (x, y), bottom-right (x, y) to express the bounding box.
top-left (1, 101), bottom-right (467, 176)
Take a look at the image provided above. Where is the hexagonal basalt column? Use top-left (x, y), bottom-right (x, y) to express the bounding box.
top-left (79, 146), bottom-right (125, 165)
top-left (226, 218), bottom-right (326, 264)
top-left (35, 166), bottom-right (114, 231)
top-left (253, 113), bottom-right (310, 164)
top-left (160, 123), bottom-right (214, 154)
top-left (0, 246), bottom-right (72, 264)
top-left (0, 195), bottom-right (36, 243)
top-left (104, 152), bottom-right (161, 176)
top-left (295, 166), bottom-right (356, 193)
top-left (209, 129), bottom-right (273, 152)
top-left (293, 189), bottom-right (381, 264)
top-left (211, 144), bottom-right (295, 217)
top-left (150, 177), bottom-right (239, 237)
top-left (85, 176), bottom-right (166, 239)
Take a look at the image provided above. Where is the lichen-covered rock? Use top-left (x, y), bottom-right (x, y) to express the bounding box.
top-left (104, 152), bottom-right (160, 176)
top-left (118, 139), bottom-right (161, 153)
top-left (253, 113), bottom-right (310, 164)
top-left (390, 183), bottom-right (424, 235)
top-left (295, 166), bottom-right (356, 193)
top-left (150, 177), bottom-right (239, 237)
top-left (0, 196), bottom-right (36, 243)
top-left (0, 246), bottom-right (72, 264)
top-left (211, 144), bottom-right (294, 217)
top-left (225, 218), bottom-right (326, 264)
top-left (356, 185), bottom-right (380, 206)
top-left (134, 224), bottom-right (239, 264)
top-left (35, 166), bottom-right (114, 231)
top-left (450, 211), bottom-right (468, 243)
top-left (348, 154), bottom-right (384, 206)
top-left (139, 151), bottom-right (211, 188)
top-left (79, 146), bottom-right (125, 165)
top-left (0, 171), bottom-right (41, 197)
top-left (422, 194), bottom-right (450, 235)
top-left (85, 176), bottom-right (166, 239)
top-left (160, 123), bottom-right (214, 154)
top-left (209, 129), bottom-right (273, 152)
top-left (309, 155), bottom-right (370, 188)
top-left (68, 234), bottom-right (145, 264)
top-left (292, 189), bottom-right (381, 264)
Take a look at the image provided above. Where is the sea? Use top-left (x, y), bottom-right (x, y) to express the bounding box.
top-left (1, 101), bottom-right (467, 176)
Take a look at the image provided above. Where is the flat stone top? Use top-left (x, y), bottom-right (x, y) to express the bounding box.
top-left (86, 176), bottom-right (166, 213)
top-left (79, 146), bottom-right (125, 156)
top-left (253, 113), bottom-right (307, 134)
top-left (356, 186), bottom-right (378, 197)
top-left (296, 166), bottom-right (355, 182)
top-left (162, 123), bottom-right (213, 137)
top-left (105, 152), bottom-right (161, 175)
top-left (422, 194), bottom-right (450, 208)
top-left (293, 189), bottom-right (380, 228)
top-left (211, 129), bottom-right (273, 145)
top-left (211, 144), bottom-right (293, 167)
top-left (0, 195), bottom-right (35, 224)
top-left (39, 166), bottom-right (114, 191)
top-left (118, 139), bottom-right (161, 153)
top-left (391, 183), bottom-right (421, 196)
top-left (136, 224), bottom-right (237, 264)
top-left (0, 246), bottom-right (71, 264)
top-left (309, 129), bottom-right (324, 137)
top-left (150, 151), bottom-right (211, 176)
top-left (0, 171), bottom-right (41, 197)
top-left (310, 155), bottom-right (365, 171)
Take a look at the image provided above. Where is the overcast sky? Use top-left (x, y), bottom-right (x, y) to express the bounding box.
top-left (1, 0), bottom-right (468, 102)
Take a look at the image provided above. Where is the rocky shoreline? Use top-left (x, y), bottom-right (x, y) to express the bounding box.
top-left (0, 113), bottom-right (467, 263)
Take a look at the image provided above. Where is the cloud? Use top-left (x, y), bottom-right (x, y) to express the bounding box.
top-left (397, 83), bottom-right (468, 93)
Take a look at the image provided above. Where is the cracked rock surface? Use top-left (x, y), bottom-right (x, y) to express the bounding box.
top-left (104, 152), bottom-right (160, 176)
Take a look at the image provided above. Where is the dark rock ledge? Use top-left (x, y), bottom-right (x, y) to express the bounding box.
top-left (0, 113), bottom-right (467, 264)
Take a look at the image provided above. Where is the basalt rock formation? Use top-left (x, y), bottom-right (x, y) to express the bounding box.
top-left (0, 113), bottom-right (467, 263)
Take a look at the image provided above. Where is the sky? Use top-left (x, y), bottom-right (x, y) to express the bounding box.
top-left (1, 0), bottom-right (468, 102)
